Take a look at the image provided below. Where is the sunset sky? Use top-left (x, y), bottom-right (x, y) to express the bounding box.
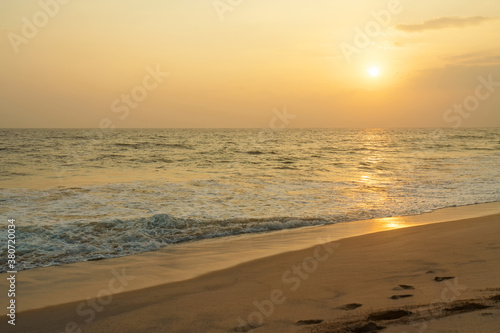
top-left (1, 0), bottom-right (499, 128)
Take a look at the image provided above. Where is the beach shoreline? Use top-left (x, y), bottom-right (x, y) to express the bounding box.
top-left (1, 202), bottom-right (500, 332)
top-left (0, 202), bottom-right (499, 313)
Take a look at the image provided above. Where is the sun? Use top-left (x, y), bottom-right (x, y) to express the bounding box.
top-left (367, 66), bottom-right (380, 77)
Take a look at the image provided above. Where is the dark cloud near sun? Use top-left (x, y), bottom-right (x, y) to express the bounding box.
top-left (395, 16), bottom-right (495, 33)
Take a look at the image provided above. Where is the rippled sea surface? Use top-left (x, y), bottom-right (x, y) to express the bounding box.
top-left (1, 128), bottom-right (499, 271)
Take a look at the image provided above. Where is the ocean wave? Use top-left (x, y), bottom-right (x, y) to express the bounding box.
top-left (158, 143), bottom-right (193, 149)
top-left (115, 142), bottom-right (193, 150)
top-left (1, 171), bottom-right (32, 177)
top-left (0, 214), bottom-right (338, 272)
top-left (2, 197), bottom-right (500, 273)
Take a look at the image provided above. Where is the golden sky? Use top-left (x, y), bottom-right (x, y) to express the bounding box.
top-left (1, 0), bottom-right (499, 128)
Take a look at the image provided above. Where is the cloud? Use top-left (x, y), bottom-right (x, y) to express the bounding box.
top-left (442, 52), bottom-right (500, 66)
top-left (395, 16), bottom-right (495, 33)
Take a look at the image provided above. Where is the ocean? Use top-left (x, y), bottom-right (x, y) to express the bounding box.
top-left (1, 128), bottom-right (499, 272)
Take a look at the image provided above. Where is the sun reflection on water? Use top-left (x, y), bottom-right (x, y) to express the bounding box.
top-left (378, 217), bottom-right (408, 230)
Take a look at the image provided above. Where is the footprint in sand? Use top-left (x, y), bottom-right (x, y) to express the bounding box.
top-left (445, 302), bottom-right (490, 312)
top-left (340, 303), bottom-right (363, 310)
top-left (296, 319), bottom-right (323, 325)
top-left (390, 294), bottom-right (413, 299)
top-left (368, 309), bottom-right (412, 321)
top-left (393, 284), bottom-right (414, 290)
top-left (434, 276), bottom-right (455, 282)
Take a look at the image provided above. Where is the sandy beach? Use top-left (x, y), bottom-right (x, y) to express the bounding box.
top-left (1, 204), bottom-right (499, 333)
